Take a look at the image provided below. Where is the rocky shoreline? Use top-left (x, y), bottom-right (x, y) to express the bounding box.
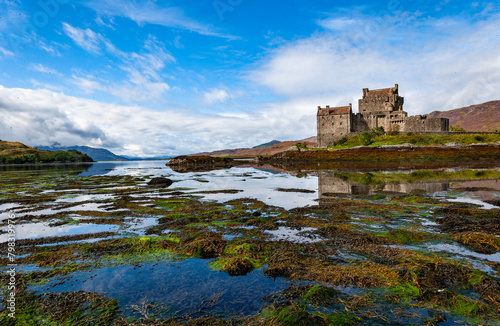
top-left (167, 144), bottom-right (500, 173)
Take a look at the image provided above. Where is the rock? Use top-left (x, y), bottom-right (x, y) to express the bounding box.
top-left (167, 155), bottom-right (234, 167)
top-left (147, 177), bottom-right (173, 187)
top-left (444, 142), bottom-right (460, 147)
top-left (167, 155), bottom-right (236, 173)
top-left (224, 258), bottom-right (255, 276)
top-left (252, 156), bottom-right (266, 163)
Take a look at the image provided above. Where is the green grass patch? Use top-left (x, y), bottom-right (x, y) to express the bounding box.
top-left (328, 132), bottom-right (500, 149)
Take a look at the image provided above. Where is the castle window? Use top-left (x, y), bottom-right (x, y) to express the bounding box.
top-left (340, 122), bottom-right (343, 126)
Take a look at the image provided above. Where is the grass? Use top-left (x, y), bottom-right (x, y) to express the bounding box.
top-left (327, 132), bottom-right (500, 149)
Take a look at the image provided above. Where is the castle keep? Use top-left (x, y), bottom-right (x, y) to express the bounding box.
top-left (317, 84), bottom-right (450, 148)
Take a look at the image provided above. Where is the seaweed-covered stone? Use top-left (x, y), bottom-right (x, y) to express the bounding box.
top-left (224, 258), bottom-right (255, 276)
top-left (147, 177), bottom-right (173, 187)
top-left (183, 233), bottom-right (227, 259)
top-left (262, 305), bottom-right (326, 326)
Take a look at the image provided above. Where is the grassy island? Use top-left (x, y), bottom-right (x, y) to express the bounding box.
top-left (0, 140), bottom-right (93, 164)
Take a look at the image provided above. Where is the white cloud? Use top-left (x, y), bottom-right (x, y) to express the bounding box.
top-left (70, 75), bottom-right (104, 94)
top-left (249, 12), bottom-right (500, 115)
top-left (0, 46), bottom-right (14, 57)
top-left (60, 27), bottom-right (174, 102)
top-left (0, 1), bottom-right (27, 34)
top-left (36, 39), bottom-right (64, 56)
top-left (30, 79), bottom-right (63, 91)
top-left (203, 88), bottom-right (229, 105)
top-left (0, 85), bottom-right (320, 157)
top-left (62, 22), bottom-right (106, 54)
top-left (109, 36), bottom-right (174, 102)
top-left (318, 17), bottom-right (363, 31)
top-left (31, 64), bottom-right (62, 76)
top-left (84, 0), bottom-right (238, 40)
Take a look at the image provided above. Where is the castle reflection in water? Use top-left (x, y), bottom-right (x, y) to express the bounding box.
top-left (317, 171), bottom-right (449, 198)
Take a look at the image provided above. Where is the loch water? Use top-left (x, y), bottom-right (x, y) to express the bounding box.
top-left (0, 160), bottom-right (499, 323)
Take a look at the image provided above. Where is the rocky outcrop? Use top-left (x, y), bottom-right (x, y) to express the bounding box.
top-left (166, 155), bottom-right (236, 172)
top-left (147, 177), bottom-right (173, 187)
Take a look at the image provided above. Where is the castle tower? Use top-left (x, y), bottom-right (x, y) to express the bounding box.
top-left (317, 104), bottom-right (352, 148)
top-left (358, 84), bottom-right (404, 114)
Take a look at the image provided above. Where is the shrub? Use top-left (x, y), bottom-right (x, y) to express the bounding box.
top-left (372, 126), bottom-right (385, 135)
top-left (337, 137), bottom-right (348, 145)
top-left (450, 125), bottom-right (466, 132)
top-left (294, 142), bottom-right (308, 150)
top-left (360, 132), bottom-right (374, 145)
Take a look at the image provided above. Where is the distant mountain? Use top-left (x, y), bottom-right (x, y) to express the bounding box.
top-left (252, 140), bottom-right (281, 148)
top-left (195, 136), bottom-right (317, 157)
top-left (427, 100), bottom-right (500, 132)
top-left (0, 140), bottom-right (93, 164)
top-left (121, 155), bottom-right (175, 161)
top-left (37, 145), bottom-right (128, 161)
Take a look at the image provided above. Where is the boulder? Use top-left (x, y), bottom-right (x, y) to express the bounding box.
top-left (147, 177), bottom-right (173, 187)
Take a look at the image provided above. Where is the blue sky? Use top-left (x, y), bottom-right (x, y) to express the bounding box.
top-left (0, 0), bottom-right (499, 156)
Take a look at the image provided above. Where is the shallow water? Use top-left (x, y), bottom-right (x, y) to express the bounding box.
top-left (1, 161), bottom-right (500, 324)
top-left (34, 258), bottom-right (290, 318)
top-left (264, 226), bottom-right (324, 243)
top-left (0, 222), bottom-right (117, 242)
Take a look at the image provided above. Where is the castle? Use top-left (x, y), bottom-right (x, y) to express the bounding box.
top-left (317, 84), bottom-right (450, 148)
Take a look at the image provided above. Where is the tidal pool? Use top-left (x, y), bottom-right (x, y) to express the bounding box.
top-left (34, 258), bottom-right (290, 319)
top-left (0, 161), bottom-right (499, 325)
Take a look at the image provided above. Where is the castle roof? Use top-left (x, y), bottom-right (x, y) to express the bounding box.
top-left (363, 84), bottom-right (399, 99)
top-left (317, 105), bottom-right (351, 116)
top-left (365, 87), bottom-right (394, 98)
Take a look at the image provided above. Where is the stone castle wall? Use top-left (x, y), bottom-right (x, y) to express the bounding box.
top-left (402, 116), bottom-right (449, 133)
top-left (317, 105), bottom-right (352, 148)
top-left (317, 84), bottom-right (450, 147)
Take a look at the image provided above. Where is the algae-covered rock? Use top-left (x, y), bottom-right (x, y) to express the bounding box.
top-left (223, 258), bottom-right (255, 276)
top-left (261, 305), bottom-right (326, 326)
top-left (302, 285), bottom-right (338, 305)
top-left (183, 232), bottom-right (226, 259)
top-left (167, 155), bottom-right (236, 172)
top-left (147, 177), bottom-right (173, 187)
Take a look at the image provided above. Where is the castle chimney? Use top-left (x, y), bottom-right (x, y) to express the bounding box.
top-left (362, 88), bottom-right (368, 98)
